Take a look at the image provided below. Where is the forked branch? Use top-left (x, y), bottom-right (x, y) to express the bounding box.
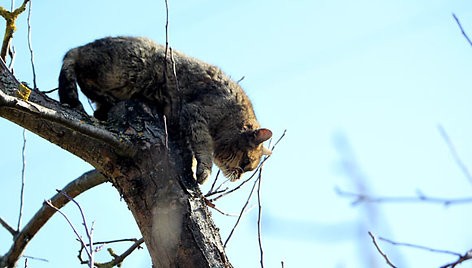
top-left (0, 170), bottom-right (106, 268)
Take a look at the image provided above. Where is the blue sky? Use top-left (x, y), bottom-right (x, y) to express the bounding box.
top-left (1, 0), bottom-right (472, 267)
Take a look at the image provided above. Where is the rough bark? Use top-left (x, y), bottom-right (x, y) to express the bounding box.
top-left (0, 59), bottom-right (232, 268)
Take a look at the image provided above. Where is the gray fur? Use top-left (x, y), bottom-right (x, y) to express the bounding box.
top-left (59, 36), bottom-right (272, 184)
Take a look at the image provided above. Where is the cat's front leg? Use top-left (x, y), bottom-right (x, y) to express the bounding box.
top-left (181, 105), bottom-right (213, 184)
top-left (190, 126), bottom-right (213, 184)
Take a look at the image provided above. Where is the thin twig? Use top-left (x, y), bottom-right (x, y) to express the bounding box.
top-left (17, 128), bottom-right (26, 231)
top-left (236, 76), bottom-right (245, 84)
top-left (95, 238), bottom-right (145, 268)
top-left (205, 198), bottom-right (256, 217)
top-left (368, 232), bottom-right (397, 268)
top-left (207, 170), bottom-right (221, 196)
top-left (57, 189), bottom-right (94, 267)
top-left (1, 170), bottom-right (106, 267)
top-left (440, 250), bottom-right (472, 268)
top-left (452, 13), bottom-right (472, 47)
top-left (26, 0), bottom-right (36, 89)
top-left (224, 175), bottom-right (260, 248)
top-left (379, 236), bottom-right (462, 257)
top-left (438, 125), bottom-right (472, 184)
top-left (164, 0), bottom-right (169, 61)
top-left (39, 87), bottom-right (57, 94)
top-left (44, 200), bottom-right (92, 260)
top-left (21, 255), bottom-right (48, 262)
top-left (256, 167), bottom-right (264, 268)
top-left (163, 115), bottom-right (168, 149)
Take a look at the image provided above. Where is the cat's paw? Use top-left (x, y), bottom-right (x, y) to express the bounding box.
top-left (196, 166), bottom-right (211, 185)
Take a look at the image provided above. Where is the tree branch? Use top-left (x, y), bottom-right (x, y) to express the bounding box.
top-left (0, 58), bottom-right (137, 164)
top-left (0, 169), bottom-right (106, 268)
top-left (93, 238), bottom-right (145, 268)
top-left (335, 187), bottom-right (472, 206)
top-left (377, 235), bottom-right (472, 268)
top-left (0, 0), bottom-right (30, 61)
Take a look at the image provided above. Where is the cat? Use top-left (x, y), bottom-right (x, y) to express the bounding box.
top-left (58, 36), bottom-right (272, 184)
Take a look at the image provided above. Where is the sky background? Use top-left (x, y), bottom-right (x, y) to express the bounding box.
top-left (1, 0), bottom-right (472, 267)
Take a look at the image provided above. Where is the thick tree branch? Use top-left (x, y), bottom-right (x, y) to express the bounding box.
top-left (0, 58), bottom-right (136, 167)
top-left (0, 50), bottom-right (232, 267)
top-left (0, 169), bottom-right (106, 268)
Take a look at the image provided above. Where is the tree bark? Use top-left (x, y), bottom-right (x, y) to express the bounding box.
top-left (0, 59), bottom-right (232, 268)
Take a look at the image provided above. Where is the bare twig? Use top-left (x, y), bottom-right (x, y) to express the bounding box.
top-left (39, 87), bottom-right (58, 94)
top-left (256, 167), bottom-right (264, 268)
top-left (335, 187), bottom-right (472, 206)
top-left (379, 235), bottom-right (472, 267)
top-left (26, 0), bottom-right (36, 89)
top-left (452, 13), bottom-right (472, 47)
top-left (438, 125), bottom-right (472, 184)
top-left (44, 200), bottom-right (92, 261)
top-left (206, 170), bottom-right (221, 196)
top-left (440, 250), bottom-right (472, 268)
top-left (204, 198), bottom-right (255, 217)
top-left (21, 255), bottom-right (48, 262)
top-left (223, 175), bottom-right (260, 248)
top-left (164, 0), bottom-right (169, 61)
top-left (17, 128), bottom-right (26, 231)
top-left (95, 238), bottom-right (145, 268)
top-left (0, 216), bottom-right (17, 236)
top-left (236, 76), bottom-right (245, 84)
top-left (368, 232), bottom-right (397, 268)
top-left (379, 236), bottom-right (462, 257)
top-left (0, 170), bottom-right (106, 267)
top-left (56, 189), bottom-right (95, 267)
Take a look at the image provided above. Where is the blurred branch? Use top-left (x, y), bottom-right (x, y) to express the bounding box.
top-left (438, 125), bottom-right (472, 184)
top-left (452, 13), bottom-right (472, 47)
top-left (368, 232), bottom-right (397, 268)
top-left (378, 235), bottom-right (472, 268)
top-left (336, 187), bottom-right (472, 206)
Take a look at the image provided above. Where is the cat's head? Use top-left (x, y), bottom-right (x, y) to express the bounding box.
top-left (214, 128), bottom-right (273, 181)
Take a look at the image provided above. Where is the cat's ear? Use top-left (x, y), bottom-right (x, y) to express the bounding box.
top-left (252, 128), bottom-right (272, 145)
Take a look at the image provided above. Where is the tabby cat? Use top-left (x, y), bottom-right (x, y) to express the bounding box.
top-left (58, 36), bottom-right (272, 184)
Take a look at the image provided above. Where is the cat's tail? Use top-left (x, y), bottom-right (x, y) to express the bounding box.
top-left (58, 48), bottom-right (84, 110)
